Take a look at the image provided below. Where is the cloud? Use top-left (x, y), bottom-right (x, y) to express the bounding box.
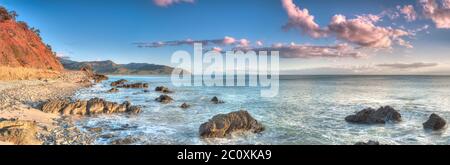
top-left (377, 62), bottom-right (438, 69)
top-left (328, 14), bottom-right (412, 48)
top-left (420, 0), bottom-right (450, 28)
top-left (238, 43), bottom-right (364, 58)
top-left (399, 5), bottom-right (417, 22)
top-left (281, 0), bottom-right (327, 38)
top-left (134, 36), bottom-right (236, 48)
top-left (256, 40), bottom-right (264, 46)
top-left (281, 0), bottom-right (412, 49)
top-left (238, 39), bottom-right (250, 47)
top-left (153, 0), bottom-right (195, 7)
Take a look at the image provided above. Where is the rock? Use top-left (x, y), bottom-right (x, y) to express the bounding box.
top-left (155, 95), bottom-right (173, 104)
top-left (93, 74), bottom-right (108, 83)
top-left (423, 113), bottom-right (447, 130)
top-left (180, 102), bottom-right (190, 109)
top-left (107, 88), bottom-right (119, 93)
top-left (155, 86), bottom-right (173, 93)
top-left (0, 118), bottom-right (41, 145)
top-left (211, 96), bottom-right (224, 104)
top-left (110, 136), bottom-right (139, 145)
top-left (117, 83), bottom-right (149, 89)
top-left (143, 89), bottom-right (150, 93)
top-left (41, 98), bottom-right (141, 116)
top-left (87, 127), bottom-right (103, 133)
top-left (355, 140), bottom-right (380, 145)
top-left (345, 106), bottom-right (402, 124)
top-left (110, 79), bottom-right (128, 86)
top-left (199, 110), bottom-right (264, 138)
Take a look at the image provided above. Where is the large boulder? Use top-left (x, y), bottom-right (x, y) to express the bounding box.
top-left (0, 118), bottom-right (41, 145)
top-left (41, 98), bottom-right (141, 116)
top-left (423, 113), bottom-right (447, 130)
top-left (155, 86), bottom-right (173, 93)
top-left (199, 110), bottom-right (265, 138)
top-left (155, 95), bottom-right (173, 104)
top-left (93, 74), bottom-right (108, 83)
top-left (80, 65), bottom-right (108, 83)
top-left (111, 79), bottom-right (128, 86)
top-left (345, 106), bottom-right (402, 124)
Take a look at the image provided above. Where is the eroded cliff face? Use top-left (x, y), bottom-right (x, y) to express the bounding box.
top-left (0, 8), bottom-right (63, 71)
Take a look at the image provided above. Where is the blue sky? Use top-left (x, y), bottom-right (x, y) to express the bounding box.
top-left (1, 0), bottom-right (450, 74)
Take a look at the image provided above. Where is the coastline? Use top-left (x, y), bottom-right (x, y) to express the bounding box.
top-left (0, 70), bottom-right (93, 145)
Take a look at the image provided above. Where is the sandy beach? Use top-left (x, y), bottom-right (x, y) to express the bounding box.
top-left (0, 70), bottom-right (93, 145)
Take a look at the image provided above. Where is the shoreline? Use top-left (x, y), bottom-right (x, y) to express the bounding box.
top-left (0, 70), bottom-right (93, 145)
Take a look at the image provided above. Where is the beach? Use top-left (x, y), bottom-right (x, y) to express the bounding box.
top-left (0, 70), bottom-right (93, 144)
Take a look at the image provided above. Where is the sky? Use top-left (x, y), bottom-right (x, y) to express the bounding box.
top-left (1, 0), bottom-right (450, 75)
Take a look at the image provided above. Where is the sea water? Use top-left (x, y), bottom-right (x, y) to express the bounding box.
top-left (74, 75), bottom-right (450, 145)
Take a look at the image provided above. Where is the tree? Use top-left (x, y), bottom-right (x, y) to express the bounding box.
top-left (0, 6), bottom-right (17, 21)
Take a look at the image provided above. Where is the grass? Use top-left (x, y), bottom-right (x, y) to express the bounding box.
top-left (0, 66), bottom-right (60, 81)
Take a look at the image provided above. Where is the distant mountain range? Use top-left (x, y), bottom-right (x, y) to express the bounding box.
top-left (59, 58), bottom-right (174, 75)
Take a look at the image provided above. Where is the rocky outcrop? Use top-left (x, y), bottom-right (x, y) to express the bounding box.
top-left (423, 113), bottom-right (447, 130)
top-left (155, 86), bottom-right (173, 93)
top-left (180, 102), bottom-right (190, 109)
top-left (0, 118), bottom-right (41, 145)
top-left (0, 6), bottom-right (64, 71)
top-left (107, 88), bottom-right (119, 93)
top-left (345, 106), bottom-right (402, 124)
top-left (93, 74), bottom-right (108, 83)
top-left (117, 83), bottom-right (149, 89)
top-left (80, 65), bottom-right (108, 83)
top-left (199, 110), bottom-right (264, 138)
top-left (111, 79), bottom-right (128, 86)
top-left (354, 140), bottom-right (380, 145)
top-left (41, 98), bottom-right (141, 116)
top-left (211, 96), bottom-right (224, 104)
top-left (155, 95), bottom-right (173, 104)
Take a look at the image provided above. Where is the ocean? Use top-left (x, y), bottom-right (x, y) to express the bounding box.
top-left (74, 75), bottom-right (450, 145)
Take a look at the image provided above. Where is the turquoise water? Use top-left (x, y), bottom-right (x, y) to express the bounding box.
top-left (74, 75), bottom-right (450, 145)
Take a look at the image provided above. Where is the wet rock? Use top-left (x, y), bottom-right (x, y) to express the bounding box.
top-left (155, 95), bottom-right (173, 104)
top-left (41, 98), bottom-right (141, 116)
top-left (110, 79), bottom-right (128, 86)
top-left (423, 113), bottom-right (447, 130)
top-left (0, 118), bottom-right (41, 145)
top-left (180, 102), bottom-right (190, 109)
top-left (155, 86), bottom-right (173, 93)
top-left (117, 83), bottom-right (149, 89)
top-left (345, 106), bottom-right (402, 124)
top-left (107, 88), bottom-right (119, 93)
top-left (355, 140), bottom-right (380, 145)
top-left (110, 136), bottom-right (139, 145)
top-left (87, 127), bottom-right (103, 133)
top-left (143, 89), bottom-right (150, 93)
top-left (211, 96), bottom-right (224, 104)
top-left (80, 65), bottom-right (108, 83)
top-left (199, 110), bottom-right (265, 138)
top-left (93, 74), bottom-right (109, 83)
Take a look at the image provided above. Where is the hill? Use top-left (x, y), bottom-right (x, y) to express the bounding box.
top-left (59, 58), bottom-right (174, 75)
top-left (0, 6), bottom-right (63, 71)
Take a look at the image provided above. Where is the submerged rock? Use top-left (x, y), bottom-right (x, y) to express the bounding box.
top-left (345, 106), bottom-right (402, 124)
top-left (110, 79), bottom-right (128, 86)
top-left (155, 86), bottom-right (173, 93)
top-left (180, 102), bottom-right (190, 109)
top-left (423, 113), bottom-right (447, 130)
top-left (355, 140), bottom-right (381, 145)
top-left (199, 110), bottom-right (264, 138)
top-left (107, 88), bottom-right (119, 93)
top-left (211, 96), bottom-right (224, 104)
top-left (0, 118), bottom-right (41, 145)
top-left (41, 98), bottom-right (141, 116)
top-left (155, 95), bottom-right (173, 104)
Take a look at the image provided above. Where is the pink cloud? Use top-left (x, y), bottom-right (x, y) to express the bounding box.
top-left (153, 0), bottom-right (194, 7)
top-left (420, 0), bottom-right (450, 28)
top-left (223, 36), bottom-right (236, 45)
top-left (328, 14), bottom-right (411, 48)
top-left (281, 0), bottom-right (327, 38)
top-left (399, 5), bottom-right (417, 22)
top-left (239, 39), bottom-right (250, 47)
top-left (256, 40), bottom-right (263, 46)
top-left (212, 47), bottom-right (222, 52)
